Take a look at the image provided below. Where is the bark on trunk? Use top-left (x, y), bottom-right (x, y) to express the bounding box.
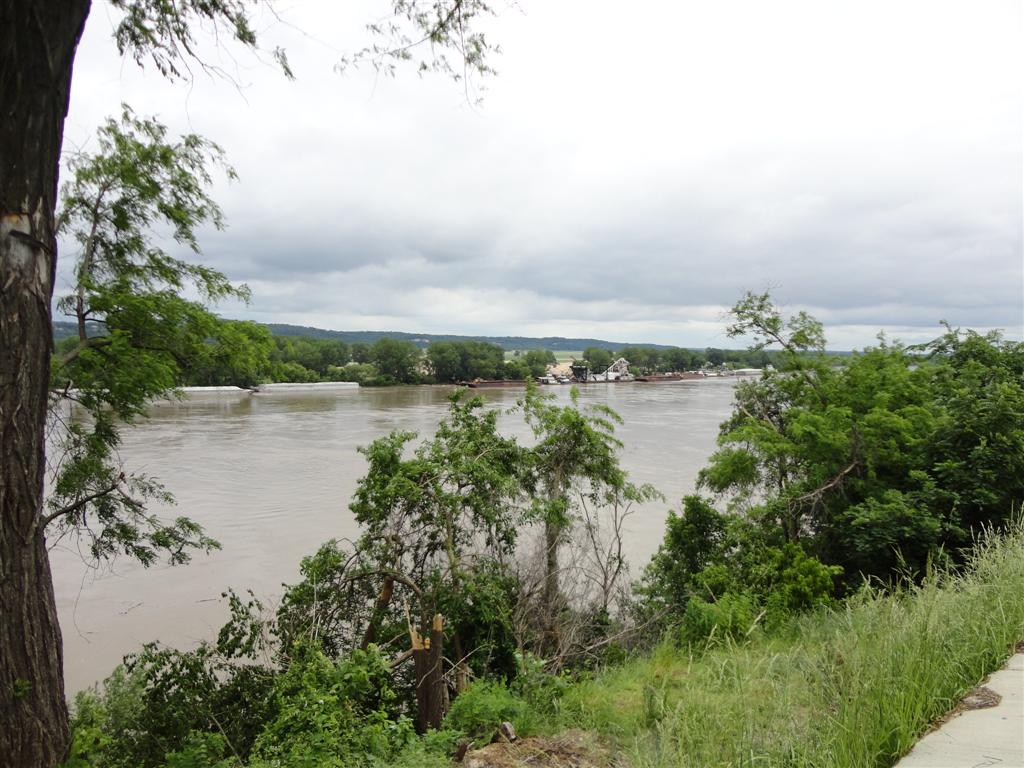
top-left (360, 576), bottom-right (394, 650)
top-left (542, 515), bottom-right (562, 651)
top-left (543, 516), bottom-right (560, 609)
top-left (1, 3), bottom-right (91, 766)
top-left (542, 476), bottom-right (564, 651)
top-left (426, 614), bottom-right (445, 730)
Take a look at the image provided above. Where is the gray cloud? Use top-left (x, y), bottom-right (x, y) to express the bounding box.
top-left (60, 0), bottom-right (1023, 347)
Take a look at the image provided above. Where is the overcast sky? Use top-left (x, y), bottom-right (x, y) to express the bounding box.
top-left (62, 0), bottom-right (1022, 349)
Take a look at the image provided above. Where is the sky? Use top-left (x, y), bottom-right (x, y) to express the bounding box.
top-left (61, 0), bottom-right (1023, 349)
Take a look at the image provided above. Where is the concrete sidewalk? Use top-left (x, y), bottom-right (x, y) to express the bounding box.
top-left (896, 653), bottom-right (1023, 767)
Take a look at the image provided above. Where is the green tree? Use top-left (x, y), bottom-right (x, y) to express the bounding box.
top-left (426, 340), bottom-right (505, 382)
top-left (269, 336), bottom-right (351, 379)
top-left (370, 337), bottom-right (422, 384)
top-left (427, 340), bottom-right (465, 382)
top-left (705, 348), bottom-right (726, 366)
top-left (660, 347), bottom-right (699, 372)
top-left (351, 342), bottom-right (373, 364)
top-left (47, 110), bottom-right (254, 569)
top-left (582, 347), bottom-right (613, 373)
top-left (349, 392), bottom-right (527, 684)
top-left (183, 320), bottom-right (274, 387)
top-left (520, 383), bottom-right (659, 645)
top-left (619, 347), bottom-right (660, 374)
top-left (699, 292), bottom-right (1024, 583)
top-left (639, 495), bottom-right (728, 617)
top-left (520, 348), bottom-right (557, 378)
top-left (919, 326), bottom-right (1024, 539)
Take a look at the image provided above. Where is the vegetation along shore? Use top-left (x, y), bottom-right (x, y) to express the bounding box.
top-left (58, 289), bottom-right (1024, 768)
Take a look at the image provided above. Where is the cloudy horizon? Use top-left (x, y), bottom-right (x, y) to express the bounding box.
top-left (60, 0), bottom-right (1023, 350)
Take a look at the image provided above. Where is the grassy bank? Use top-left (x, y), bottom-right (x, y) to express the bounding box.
top-left (547, 524), bottom-right (1024, 767)
top-left (64, 525), bottom-right (1024, 768)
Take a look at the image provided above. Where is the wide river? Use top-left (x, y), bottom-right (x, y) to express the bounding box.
top-left (51, 379), bottom-right (738, 694)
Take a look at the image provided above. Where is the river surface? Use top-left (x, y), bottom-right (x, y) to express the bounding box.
top-left (50, 379), bottom-right (737, 695)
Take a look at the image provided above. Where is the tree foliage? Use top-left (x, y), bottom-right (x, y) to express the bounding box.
top-left (361, 337), bottom-right (420, 384)
top-left (350, 391), bottom-right (526, 678)
top-left (48, 109), bottom-right (259, 566)
top-left (516, 348), bottom-right (557, 379)
top-left (426, 340), bottom-right (506, 382)
top-left (638, 293), bottom-right (1024, 647)
top-left (581, 344), bottom-right (779, 376)
top-left (581, 347), bottom-right (613, 373)
top-left (698, 292), bottom-right (1024, 583)
top-left (520, 383), bottom-right (661, 645)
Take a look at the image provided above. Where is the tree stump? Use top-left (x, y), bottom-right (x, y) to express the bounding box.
top-left (411, 613), bottom-right (448, 733)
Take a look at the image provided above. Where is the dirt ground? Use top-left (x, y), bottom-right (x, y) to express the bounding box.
top-left (462, 729), bottom-right (618, 768)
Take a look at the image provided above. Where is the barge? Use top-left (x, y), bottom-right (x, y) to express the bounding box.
top-left (635, 372), bottom-right (707, 382)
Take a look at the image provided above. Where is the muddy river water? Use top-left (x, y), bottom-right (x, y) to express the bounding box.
top-left (50, 379), bottom-right (738, 694)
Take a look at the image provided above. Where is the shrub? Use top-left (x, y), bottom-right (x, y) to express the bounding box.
top-left (251, 644), bottom-right (413, 766)
top-left (679, 592), bottom-right (761, 646)
top-left (511, 652), bottom-right (568, 711)
top-left (444, 681), bottom-right (530, 743)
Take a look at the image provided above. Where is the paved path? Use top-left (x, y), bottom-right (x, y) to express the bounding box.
top-left (896, 653), bottom-right (1023, 767)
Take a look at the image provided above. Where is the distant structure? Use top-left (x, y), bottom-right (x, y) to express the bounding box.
top-left (570, 357), bottom-right (635, 383)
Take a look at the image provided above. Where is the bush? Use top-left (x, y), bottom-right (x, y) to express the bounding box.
top-left (270, 361), bottom-right (321, 383)
top-left (444, 681), bottom-right (531, 744)
top-left (164, 733), bottom-right (236, 768)
top-left (431, 563), bottom-right (521, 682)
top-left (251, 644), bottom-right (413, 766)
top-left (764, 543), bottom-right (842, 625)
top-left (511, 652), bottom-right (568, 711)
top-left (330, 362), bottom-right (378, 384)
top-left (679, 592), bottom-right (761, 646)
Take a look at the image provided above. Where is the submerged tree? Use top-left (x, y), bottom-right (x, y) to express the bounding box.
top-left (520, 383), bottom-right (659, 649)
top-left (349, 391), bottom-right (527, 685)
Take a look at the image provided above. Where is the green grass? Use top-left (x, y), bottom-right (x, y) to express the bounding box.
top-left (552, 524), bottom-right (1024, 767)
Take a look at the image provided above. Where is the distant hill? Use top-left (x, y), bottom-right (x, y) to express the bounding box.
top-left (54, 319), bottom-right (674, 350)
top-left (53, 319), bottom-right (853, 354)
top-left (263, 323), bottom-right (676, 351)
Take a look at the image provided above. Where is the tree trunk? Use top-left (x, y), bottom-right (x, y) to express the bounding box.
top-left (1, 3), bottom-right (91, 766)
top-left (543, 514), bottom-right (560, 613)
top-left (542, 477), bottom-right (564, 651)
top-left (542, 515), bottom-right (565, 652)
top-left (426, 614), bottom-right (445, 730)
top-left (360, 575), bottom-right (394, 649)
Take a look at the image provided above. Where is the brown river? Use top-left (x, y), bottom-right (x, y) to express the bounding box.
top-left (50, 379), bottom-right (738, 695)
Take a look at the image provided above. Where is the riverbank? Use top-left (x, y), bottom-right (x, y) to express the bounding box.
top-left (453, 524), bottom-right (1024, 768)
top-left (64, 522), bottom-right (1024, 767)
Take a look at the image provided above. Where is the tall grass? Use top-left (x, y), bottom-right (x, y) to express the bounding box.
top-left (556, 524), bottom-right (1024, 767)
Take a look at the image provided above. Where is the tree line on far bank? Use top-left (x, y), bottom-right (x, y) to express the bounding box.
top-left (53, 325), bottom-right (789, 390)
top-left (579, 345), bottom-right (786, 375)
